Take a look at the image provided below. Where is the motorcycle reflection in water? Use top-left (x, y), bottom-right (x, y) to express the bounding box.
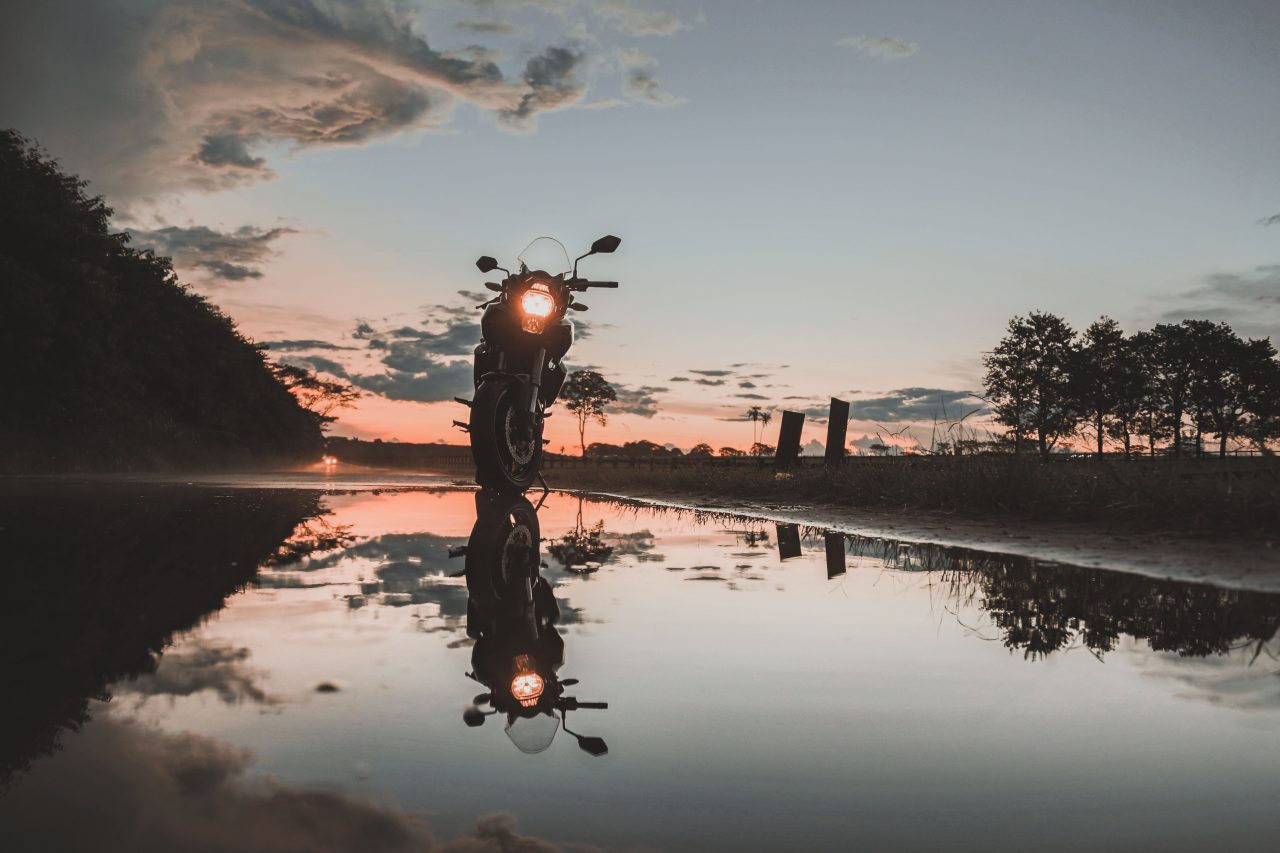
top-left (454, 490), bottom-right (609, 756)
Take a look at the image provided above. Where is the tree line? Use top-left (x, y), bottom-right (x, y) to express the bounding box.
top-left (0, 130), bottom-right (326, 471)
top-left (983, 312), bottom-right (1280, 459)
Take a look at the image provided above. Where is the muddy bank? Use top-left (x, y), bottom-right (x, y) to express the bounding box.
top-left (577, 487), bottom-right (1280, 594)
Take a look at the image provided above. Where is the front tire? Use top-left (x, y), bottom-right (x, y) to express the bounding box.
top-left (465, 492), bottom-right (542, 607)
top-left (471, 378), bottom-right (543, 491)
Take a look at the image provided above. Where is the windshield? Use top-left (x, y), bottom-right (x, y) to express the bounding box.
top-left (517, 237), bottom-right (571, 277)
top-left (505, 712), bottom-right (560, 754)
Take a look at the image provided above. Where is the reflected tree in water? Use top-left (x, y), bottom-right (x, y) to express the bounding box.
top-left (548, 497), bottom-right (614, 571)
top-left (943, 560), bottom-right (1280, 661)
top-left (263, 516), bottom-right (357, 567)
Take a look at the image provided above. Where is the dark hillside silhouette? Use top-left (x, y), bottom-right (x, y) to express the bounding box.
top-left (0, 130), bottom-right (322, 471)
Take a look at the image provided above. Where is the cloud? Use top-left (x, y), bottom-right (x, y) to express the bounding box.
top-left (282, 354), bottom-right (351, 377)
top-left (1259, 214), bottom-right (1280, 226)
top-left (453, 19), bottom-right (518, 36)
top-left (0, 0), bottom-right (613, 203)
top-left (844, 388), bottom-right (987, 422)
top-left (690, 369), bottom-right (732, 376)
top-left (261, 339), bottom-right (355, 351)
top-left (837, 35), bottom-right (919, 61)
top-left (611, 382), bottom-right (665, 416)
top-left (122, 638), bottom-right (277, 706)
top-left (735, 393), bottom-right (768, 400)
top-left (694, 378), bottom-right (725, 386)
top-left (0, 716), bottom-right (564, 852)
top-left (600, 0), bottom-right (685, 36)
top-left (617, 47), bottom-right (682, 105)
top-left (738, 381), bottom-right (756, 389)
top-left (498, 45), bottom-right (588, 131)
top-left (668, 376), bottom-right (690, 382)
top-left (350, 360), bottom-right (475, 403)
top-left (1159, 264), bottom-right (1280, 339)
top-left (1132, 643), bottom-right (1280, 712)
top-left (129, 224), bottom-right (297, 282)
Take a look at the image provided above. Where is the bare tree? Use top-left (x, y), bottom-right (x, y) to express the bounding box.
top-left (562, 370), bottom-right (617, 457)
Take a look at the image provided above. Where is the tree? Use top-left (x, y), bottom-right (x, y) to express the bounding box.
top-left (0, 130), bottom-right (322, 471)
top-left (718, 446), bottom-right (745, 457)
top-left (1073, 317), bottom-right (1143, 458)
top-left (1173, 321), bottom-right (1280, 458)
top-left (1237, 338), bottom-right (1280, 455)
top-left (1134, 323), bottom-right (1201, 458)
top-left (744, 405), bottom-right (772, 446)
top-left (1103, 334), bottom-right (1151, 458)
top-left (562, 370), bottom-right (617, 457)
top-left (750, 442), bottom-right (775, 457)
top-left (271, 362), bottom-right (360, 424)
top-left (688, 442), bottom-right (714, 457)
top-left (983, 312), bottom-right (1080, 459)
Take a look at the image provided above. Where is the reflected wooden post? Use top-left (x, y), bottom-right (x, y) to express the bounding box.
top-left (824, 531), bottom-right (846, 578)
top-left (776, 523), bottom-right (802, 560)
top-left (825, 398), bottom-right (849, 468)
top-left (775, 410), bottom-right (804, 471)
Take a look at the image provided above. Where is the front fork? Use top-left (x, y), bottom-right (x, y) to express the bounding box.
top-left (518, 346), bottom-right (546, 430)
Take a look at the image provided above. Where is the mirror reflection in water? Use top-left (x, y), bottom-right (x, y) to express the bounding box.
top-left (1, 483), bottom-right (1278, 851)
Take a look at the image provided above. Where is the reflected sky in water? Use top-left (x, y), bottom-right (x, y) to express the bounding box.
top-left (2, 484), bottom-right (1279, 851)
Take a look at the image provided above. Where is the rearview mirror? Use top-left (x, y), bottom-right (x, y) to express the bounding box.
top-left (463, 706), bottom-right (487, 727)
top-left (476, 256), bottom-right (499, 273)
top-left (576, 735), bottom-right (609, 756)
top-left (590, 235), bottom-right (621, 255)
top-left (485, 282), bottom-right (502, 292)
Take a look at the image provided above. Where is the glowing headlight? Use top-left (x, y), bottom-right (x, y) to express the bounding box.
top-left (510, 654), bottom-right (546, 707)
top-left (520, 285), bottom-right (555, 318)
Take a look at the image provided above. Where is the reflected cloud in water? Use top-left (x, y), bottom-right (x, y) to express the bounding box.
top-left (0, 716), bottom-right (563, 852)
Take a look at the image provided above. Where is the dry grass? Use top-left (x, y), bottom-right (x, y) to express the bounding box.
top-left (546, 456), bottom-right (1280, 536)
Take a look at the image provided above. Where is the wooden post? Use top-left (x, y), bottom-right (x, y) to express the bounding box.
top-left (825, 398), bottom-right (849, 468)
top-left (776, 523), bottom-right (802, 560)
top-left (824, 531), bottom-right (846, 578)
top-left (774, 410), bottom-right (804, 471)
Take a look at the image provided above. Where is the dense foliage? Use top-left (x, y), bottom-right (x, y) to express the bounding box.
top-left (984, 312), bottom-right (1280, 458)
top-left (0, 131), bottom-right (323, 470)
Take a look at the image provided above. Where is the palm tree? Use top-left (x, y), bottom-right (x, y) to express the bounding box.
top-left (745, 405), bottom-right (765, 446)
top-left (744, 405), bottom-right (773, 446)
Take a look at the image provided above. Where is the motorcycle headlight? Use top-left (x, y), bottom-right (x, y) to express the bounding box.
top-left (520, 285), bottom-right (555, 318)
top-left (510, 654), bottom-right (546, 707)
top-left (511, 673), bottom-right (545, 707)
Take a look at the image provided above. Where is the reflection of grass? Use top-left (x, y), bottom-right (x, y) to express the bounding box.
top-left (548, 456), bottom-right (1280, 535)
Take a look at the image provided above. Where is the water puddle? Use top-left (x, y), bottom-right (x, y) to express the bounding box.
top-left (2, 482), bottom-right (1278, 850)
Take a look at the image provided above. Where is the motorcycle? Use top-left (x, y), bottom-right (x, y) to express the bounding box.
top-left (453, 490), bottom-right (610, 756)
top-left (459, 235), bottom-right (622, 491)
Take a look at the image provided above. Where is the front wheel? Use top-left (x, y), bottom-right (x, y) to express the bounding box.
top-left (470, 378), bottom-right (543, 491)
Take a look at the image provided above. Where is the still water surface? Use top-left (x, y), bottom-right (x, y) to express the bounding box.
top-left (2, 482), bottom-right (1279, 851)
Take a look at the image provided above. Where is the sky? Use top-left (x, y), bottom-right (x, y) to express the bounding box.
top-left (3, 0), bottom-right (1278, 452)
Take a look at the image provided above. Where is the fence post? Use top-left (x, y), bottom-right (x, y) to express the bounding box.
top-left (774, 410), bottom-right (804, 471)
top-left (824, 531), bottom-right (846, 578)
top-left (776, 523), bottom-right (802, 560)
top-left (825, 398), bottom-right (849, 468)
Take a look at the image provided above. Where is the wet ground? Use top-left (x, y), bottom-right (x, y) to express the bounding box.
top-left (2, 479), bottom-right (1279, 851)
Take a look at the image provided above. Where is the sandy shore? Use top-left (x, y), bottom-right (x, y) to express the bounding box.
top-left (577, 487), bottom-right (1280, 594)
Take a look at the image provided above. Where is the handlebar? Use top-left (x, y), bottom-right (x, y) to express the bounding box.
top-left (586, 281), bottom-right (618, 289)
top-left (568, 280), bottom-right (618, 291)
